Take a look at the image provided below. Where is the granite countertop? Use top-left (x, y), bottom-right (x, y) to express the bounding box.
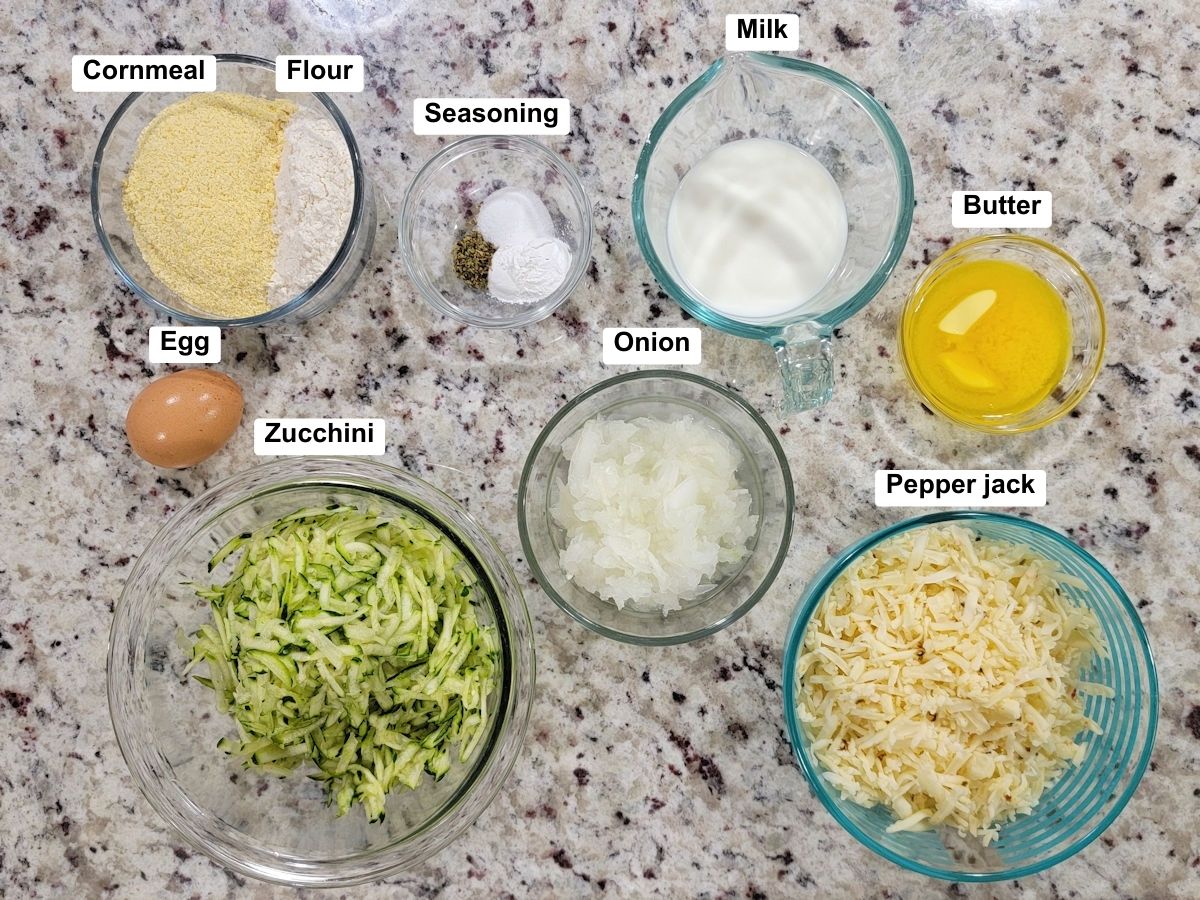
top-left (2, 0), bottom-right (1198, 896)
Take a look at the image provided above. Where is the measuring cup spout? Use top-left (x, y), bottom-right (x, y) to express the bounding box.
top-left (774, 322), bottom-right (834, 413)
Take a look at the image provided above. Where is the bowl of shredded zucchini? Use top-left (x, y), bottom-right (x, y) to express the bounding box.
top-left (108, 458), bottom-right (535, 886)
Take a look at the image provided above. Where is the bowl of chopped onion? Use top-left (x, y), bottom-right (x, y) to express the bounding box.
top-left (518, 370), bottom-right (794, 644)
top-left (782, 511), bottom-right (1157, 881)
top-left (109, 458), bottom-right (535, 887)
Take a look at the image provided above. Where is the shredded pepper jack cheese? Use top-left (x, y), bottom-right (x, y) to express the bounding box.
top-left (123, 92), bottom-right (296, 318)
top-left (795, 524), bottom-right (1110, 844)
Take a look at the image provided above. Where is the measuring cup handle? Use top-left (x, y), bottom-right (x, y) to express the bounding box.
top-left (773, 325), bottom-right (834, 414)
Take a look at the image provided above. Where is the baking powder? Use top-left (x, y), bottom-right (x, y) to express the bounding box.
top-left (488, 237), bottom-right (572, 305)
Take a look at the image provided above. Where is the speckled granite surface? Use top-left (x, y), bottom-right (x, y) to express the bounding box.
top-left (2, 0), bottom-right (1198, 897)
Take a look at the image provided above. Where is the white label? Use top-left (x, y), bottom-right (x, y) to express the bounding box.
top-left (148, 326), bottom-right (220, 364)
top-left (725, 14), bottom-right (801, 50)
top-left (254, 418), bottom-right (386, 456)
top-left (413, 98), bottom-right (570, 135)
top-left (602, 327), bottom-right (702, 365)
top-left (875, 470), bottom-right (1046, 507)
top-left (71, 55), bottom-right (216, 92)
top-left (275, 55), bottom-right (364, 92)
top-left (952, 191), bottom-right (1052, 228)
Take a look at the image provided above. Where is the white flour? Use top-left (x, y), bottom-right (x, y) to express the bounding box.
top-left (268, 109), bottom-right (354, 306)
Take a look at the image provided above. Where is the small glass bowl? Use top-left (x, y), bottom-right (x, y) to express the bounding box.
top-left (399, 136), bottom-right (592, 329)
top-left (91, 54), bottom-right (376, 327)
top-left (518, 371), bottom-right (794, 645)
top-left (782, 511), bottom-right (1158, 882)
top-left (108, 458), bottom-right (535, 887)
top-left (898, 235), bottom-right (1105, 433)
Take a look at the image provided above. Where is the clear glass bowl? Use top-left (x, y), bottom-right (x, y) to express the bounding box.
top-left (781, 511), bottom-right (1158, 882)
top-left (108, 458), bottom-right (535, 887)
top-left (518, 371), bottom-right (794, 644)
top-left (899, 235), bottom-right (1105, 433)
top-left (399, 135), bottom-right (592, 329)
top-left (632, 53), bottom-right (914, 413)
top-left (91, 54), bottom-right (376, 327)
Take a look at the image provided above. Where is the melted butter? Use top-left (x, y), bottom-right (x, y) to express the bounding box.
top-left (904, 259), bottom-right (1070, 423)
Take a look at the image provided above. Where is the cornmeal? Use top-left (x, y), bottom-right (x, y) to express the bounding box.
top-left (123, 92), bottom-right (296, 318)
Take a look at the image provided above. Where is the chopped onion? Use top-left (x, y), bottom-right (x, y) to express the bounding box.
top-left (551, 416), bottom-right (757, 613)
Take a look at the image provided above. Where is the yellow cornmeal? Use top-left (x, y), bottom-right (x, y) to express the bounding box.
top-left (123, 92), bottom-right (296, 318)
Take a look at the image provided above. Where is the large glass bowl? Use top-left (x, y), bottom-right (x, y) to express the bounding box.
top-left (518, 371), bottom-right (794, 644)
top-left (91, 54), bottom-right (376, 327)
top-left (108, 458), bottom-right (535, 887)
top-left (781, 511), bottom-right (1158, 881)
top-left (399, 135), bottom-right (592, 329)
top-left (899, 235), bottom-right (1106, 433)
top-left (632, 53), bottom-right (913, 413)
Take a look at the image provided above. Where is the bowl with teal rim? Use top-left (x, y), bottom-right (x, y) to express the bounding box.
top-left (632, 52), bottom-right (913, 413)
top-left (781, 511), bottom-right (1157, 881)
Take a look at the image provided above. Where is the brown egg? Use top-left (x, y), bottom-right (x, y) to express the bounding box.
top-left (125, 370), bottom-right (243, 468)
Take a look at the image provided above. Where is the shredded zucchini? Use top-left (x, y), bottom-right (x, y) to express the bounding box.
top-left (184, 504), bottom-right (500, 822)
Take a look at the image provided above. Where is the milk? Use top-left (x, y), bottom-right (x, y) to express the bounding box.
top-left (666, 137), bottom-right (848, 321)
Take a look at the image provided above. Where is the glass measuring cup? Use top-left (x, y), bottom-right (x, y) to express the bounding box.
top-left (632, 53), bottom-right (914, 413)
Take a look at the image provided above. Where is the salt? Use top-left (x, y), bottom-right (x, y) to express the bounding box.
top-left (476, 187), bottom-right (553, 248)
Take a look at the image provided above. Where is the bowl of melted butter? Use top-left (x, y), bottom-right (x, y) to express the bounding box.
top-left (899, 235), bottom-right (1105, 433)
